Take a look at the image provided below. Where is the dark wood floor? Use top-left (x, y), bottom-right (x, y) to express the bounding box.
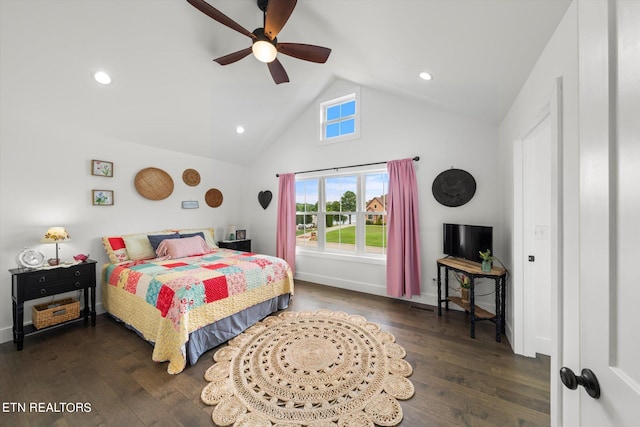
top-left (1, 281), bottom-right (550, 426)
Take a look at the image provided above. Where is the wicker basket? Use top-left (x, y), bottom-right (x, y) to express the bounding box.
top-left (32, 298), bottom-right (80, 329)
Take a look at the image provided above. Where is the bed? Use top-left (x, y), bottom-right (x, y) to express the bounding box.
top-left (101, 227), bottom-right (293, 374)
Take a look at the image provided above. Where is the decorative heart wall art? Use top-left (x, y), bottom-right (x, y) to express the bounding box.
top-left (258, 190), bottom-right (272, 210)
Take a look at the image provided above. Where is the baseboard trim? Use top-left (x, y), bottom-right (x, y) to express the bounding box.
top-left (294, 271), bottom-right (441, 308)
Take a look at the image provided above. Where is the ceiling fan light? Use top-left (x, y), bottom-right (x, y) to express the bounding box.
top-left (252, 40), bottom-right (277, 63)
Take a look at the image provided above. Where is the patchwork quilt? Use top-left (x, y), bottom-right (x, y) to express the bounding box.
top-left (102, 249), bottom-right (294, 374)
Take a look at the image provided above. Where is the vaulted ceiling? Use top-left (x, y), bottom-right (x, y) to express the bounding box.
top-left (0, 0), bottom-right (571, 165)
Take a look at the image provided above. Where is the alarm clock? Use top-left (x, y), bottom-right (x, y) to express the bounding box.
top-left (16, 247), bottom-right (45, 269)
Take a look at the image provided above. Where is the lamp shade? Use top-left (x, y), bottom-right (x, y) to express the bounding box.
top-left (41, 227), bottom-right (72, 243)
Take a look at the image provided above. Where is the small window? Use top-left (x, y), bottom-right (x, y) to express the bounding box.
top-left (320, 92), bottom-right (359, 143)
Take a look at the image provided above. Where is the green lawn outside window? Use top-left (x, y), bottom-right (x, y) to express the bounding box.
top-left (325, 225), bottom-right (386, 247)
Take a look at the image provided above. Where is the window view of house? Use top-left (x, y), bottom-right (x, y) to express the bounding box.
top-left (364, 172), bottom-right (388, 255)
top-left (295, 171), bottom-right (388, 256)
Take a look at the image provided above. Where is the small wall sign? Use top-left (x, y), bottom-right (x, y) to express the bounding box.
top-left (181, 200), bottom-right (199, 209)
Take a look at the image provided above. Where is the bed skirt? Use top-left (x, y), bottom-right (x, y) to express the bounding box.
top-left (186, 293), bottom-right (291, 365)
top-left (108, 293), bottom-right (291, 368)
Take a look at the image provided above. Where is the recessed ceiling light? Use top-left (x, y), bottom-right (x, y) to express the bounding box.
top-left (236, 126), bottom-right (245, 134)
top-left (419, 71), bottom-right (433, 81)
top-left (94, 71), bottom-right (111, 85)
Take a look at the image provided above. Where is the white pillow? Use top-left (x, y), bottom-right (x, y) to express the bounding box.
top-left (123, 231), bottom-right (167, 260)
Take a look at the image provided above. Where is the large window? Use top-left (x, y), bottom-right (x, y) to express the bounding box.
top-left (320, 91), bottom-right (360, 143)
top-left (295, 168), bottom-right (388, 257)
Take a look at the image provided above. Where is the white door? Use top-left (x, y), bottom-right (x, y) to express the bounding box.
top-left (567, 0), bottom-right (640, 425)
top-left (523, 116), bottom-right (552, 356)
top-left (512, 78), bottom-right (562, 368)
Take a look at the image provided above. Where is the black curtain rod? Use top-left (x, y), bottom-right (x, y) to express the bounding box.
top-left (276, 156), bottom-right (419, 177)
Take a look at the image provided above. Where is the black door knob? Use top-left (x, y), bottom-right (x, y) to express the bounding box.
top-left (560, 367), bottom-right (601, 399)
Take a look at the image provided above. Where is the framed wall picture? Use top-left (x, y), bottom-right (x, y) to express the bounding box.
top-left (93, 190), bottom-right (114, 206)
top-left (92, 160), bottom-right (113, 177)
top-left (236, 229), bottom-right (246, 240)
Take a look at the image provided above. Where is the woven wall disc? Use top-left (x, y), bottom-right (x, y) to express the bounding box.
top-left (182, 168), bottom-right (201, 186)
top-left (205, 188), bottom-right (223, 208)
top-left (432, 168), bottom-right (476, 207)
top-left (134, 167), bottom-right (174, 200)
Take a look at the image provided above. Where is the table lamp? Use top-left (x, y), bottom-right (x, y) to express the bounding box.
top-left (41, 226), bottom-right (71, 265)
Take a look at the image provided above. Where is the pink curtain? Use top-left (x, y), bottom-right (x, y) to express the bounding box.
top-left (386, 158), bottom-right (422, 297)
top-left (276, 173), bottom-right (296, 275)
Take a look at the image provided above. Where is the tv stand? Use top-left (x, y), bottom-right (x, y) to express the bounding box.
top-left (437, 257), bottom-right (507, 342)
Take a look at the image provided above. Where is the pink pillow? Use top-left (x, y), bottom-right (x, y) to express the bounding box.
top-left (156, 236), bottom-right (213, 259)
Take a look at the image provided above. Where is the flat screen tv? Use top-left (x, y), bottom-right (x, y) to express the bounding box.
top-left (443, 223), bottom-right (493, 262)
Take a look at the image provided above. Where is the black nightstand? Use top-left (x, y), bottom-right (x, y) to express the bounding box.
top-left (10, 260), bottom-right (97, 350)
top-left (218, 239), bottom-right (252, 252)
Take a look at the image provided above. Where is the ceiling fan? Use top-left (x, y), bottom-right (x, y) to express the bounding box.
top-left (187, 0), bottom-right (332, 84)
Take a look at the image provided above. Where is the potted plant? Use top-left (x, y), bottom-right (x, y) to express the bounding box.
top-left (479, 249), bottom-right (494, 272)
top-left (453, 272), bottom-right (471, 303)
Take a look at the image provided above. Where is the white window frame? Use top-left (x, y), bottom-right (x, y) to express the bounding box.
top-left (318, 89), bottom-right (360, 144)
top-left (295, 165), bottom-right (387, 263)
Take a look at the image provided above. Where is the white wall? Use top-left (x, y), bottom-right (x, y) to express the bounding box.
top-left (498, 1), bottom-right (578, 424)
top-left (0, 113), bottom-right (250, 344)
top-left (246, 79), bottom-right (503, 309)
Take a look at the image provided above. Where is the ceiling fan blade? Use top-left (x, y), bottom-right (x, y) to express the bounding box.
top-left (264, 0), bottom-right (297, 40)
top-left (187, 0), bottom-right (256, 39)
top-left (278, 43), bottom-right (331, 63)
top-left (214, 47), bottom-right (252, 65)
top-left (267, 58), bottom-right (290, 84)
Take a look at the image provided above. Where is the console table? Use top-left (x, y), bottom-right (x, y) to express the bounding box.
top-left (437, 257), bottom-right (507, 342)
top-left (10, 260), bottom-right (97, 350)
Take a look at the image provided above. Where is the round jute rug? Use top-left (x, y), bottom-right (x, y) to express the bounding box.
top-left (201, 309), bottom-right (414, 427)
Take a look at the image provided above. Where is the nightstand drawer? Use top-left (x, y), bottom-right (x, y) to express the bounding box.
top-left (59, 265), bottom-right (92, 280)
top-left (24, 280), bottom-right (88, 300)
top-left (24, 270), bottom-right (60, 287)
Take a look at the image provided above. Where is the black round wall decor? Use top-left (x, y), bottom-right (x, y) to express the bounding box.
top-left (432, 168), bottom-right (476, 207)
